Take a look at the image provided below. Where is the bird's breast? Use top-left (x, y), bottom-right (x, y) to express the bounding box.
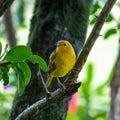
top-left (55, 51), bottom-right (76, 77)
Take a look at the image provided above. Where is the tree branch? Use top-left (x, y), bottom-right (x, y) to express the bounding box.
top-left (0, 61), bottom-right (11, 67)
top-left (3, 8), bottom-right (16, 48)
top-left (15, 82), bottom-right (81, 120)
top-left (0, 0), bottom-right (15, 17)
top-left (15, 0), bottom-right (117, 119)
top-left (65, 0), bottom-right (117, 85)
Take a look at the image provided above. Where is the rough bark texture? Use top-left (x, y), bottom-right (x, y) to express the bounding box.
top-left (9, 0), bottom-right (93, 120)
top-left (0, 0), bottom-right (15, 16)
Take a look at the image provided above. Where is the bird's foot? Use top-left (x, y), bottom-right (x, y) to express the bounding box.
top-left (57, 78), bottom-right (66, 90)
top-left (58, 83), bottom-right (66, 90)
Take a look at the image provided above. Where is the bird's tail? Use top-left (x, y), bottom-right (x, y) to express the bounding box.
top-left (46, 76), bottom-right (52, 88)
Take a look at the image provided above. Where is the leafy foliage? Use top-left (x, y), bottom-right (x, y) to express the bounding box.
top-left (0, 91), bottom-right (14, 120)
top-left (90, 1), bottom-right (101, 15)
top-left (105, 14), bottom-right (114, 23)
top-left (103, 28), bottom-right (117, 39)
top-left (0, 43), bottom-right (47, 95)
top-left (3, 45), bottom-right (32, 62)
top-left (28, 55), bottom-right (48, 72)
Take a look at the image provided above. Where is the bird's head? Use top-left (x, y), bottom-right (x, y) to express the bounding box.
top-left (56, 40), bottom-right (73, 53)
top-left (57, 40), bottom-right (71, 47)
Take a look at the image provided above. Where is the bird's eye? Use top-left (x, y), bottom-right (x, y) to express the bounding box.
top-left (64, 43), bottom-right (66, 46)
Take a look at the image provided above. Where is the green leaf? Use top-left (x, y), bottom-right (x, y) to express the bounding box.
top-left (28, 55), bottom-right (48, 72)
top-left (0, 74), bottom-right (2, 80)
top-left (12, 63), bottom-right (25, 95)
top-left (90, 17), bottom-right (96, 25)
top-left (2, 72), bottom-right (9, 86)
top-left (18, 62), bottom-right (31, 85)
top-left (82, 82), bottom-right (90, 100)
top-left (105, 14), bottom-right (114, 23)
top-left (0, 42), bottom-right (2, 55)
top-left (0, 66), bottom-right (10, 85)
top-left (81, 63), bottom-right (94, 100)
top-left (86, 63), bottom-right (94, 84)
top-left (104, 28), bottom-right (117, 39)
top-left (0, 66), bottom-right (10, 73)
top-left (12, 63), bottom-right (24, 78)
top-left (17, 74), bottom-right (26, 96)
top-left (12, 62), bottom-right (31, 95)
top-left (3, 45), bottom-right (32, 62)
top-left (90, 2), bottom-right (100, 14)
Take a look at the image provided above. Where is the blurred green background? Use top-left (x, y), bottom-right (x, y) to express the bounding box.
top-left (0, 0), bottom-right (120, 120)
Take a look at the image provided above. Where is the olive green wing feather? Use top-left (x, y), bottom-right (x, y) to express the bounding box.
top-left (46, 50), bottom-right (56, 87)
top-left (48, 50), bottom-right (56, 74)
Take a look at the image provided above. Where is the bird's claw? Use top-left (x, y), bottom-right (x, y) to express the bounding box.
top-left (58, 83), bottom-right (66, 90)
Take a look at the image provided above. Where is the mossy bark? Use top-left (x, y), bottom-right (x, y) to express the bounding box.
top-left (9, 0), bottom-right (93, 120)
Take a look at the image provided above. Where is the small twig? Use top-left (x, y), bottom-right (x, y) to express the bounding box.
top-left (0, 52), bottom-right (5, 59)
top-left (0, 61), bottom-right (11, 67)
top-left (37, 65), bottom-right (50, 97)
top-left (57, 78), bottom-right (66, 90)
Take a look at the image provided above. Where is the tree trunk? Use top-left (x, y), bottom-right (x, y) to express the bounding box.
top-left (9, 0), bottom-right (93, 120)
top-left (3, 8), bottom-right (16, 48)
top-left (109, 42), bottom-right (120, 119)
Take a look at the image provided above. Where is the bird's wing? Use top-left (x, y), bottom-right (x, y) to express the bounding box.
top-left (48, 50), bottom-right (56, 74)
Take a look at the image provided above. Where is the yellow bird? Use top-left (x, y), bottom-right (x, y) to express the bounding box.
top-left (46, 40), bottom-right (76, 88)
